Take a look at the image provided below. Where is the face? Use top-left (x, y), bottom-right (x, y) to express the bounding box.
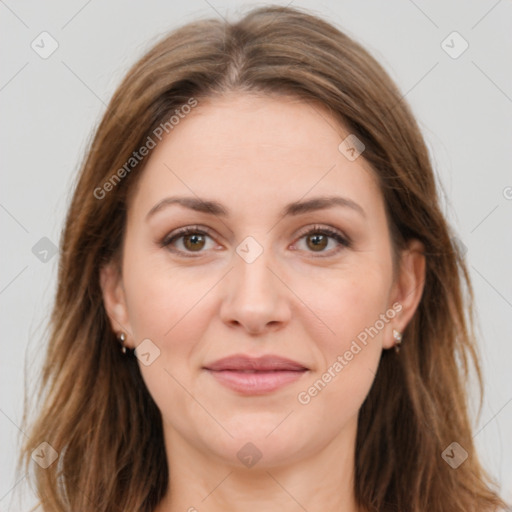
top-left (101, 92), bottom-right (424, 470)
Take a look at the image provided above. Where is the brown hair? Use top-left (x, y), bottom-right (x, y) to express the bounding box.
top-left (18, 5), bottom-right (508, 512)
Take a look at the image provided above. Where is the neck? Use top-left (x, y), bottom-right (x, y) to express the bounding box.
top-left (155, 418), bottom-right (363, 512)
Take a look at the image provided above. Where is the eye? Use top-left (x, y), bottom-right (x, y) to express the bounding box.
top-left (160, 224), bottom-right (351, 258)
top-left (160, 225), bottom-right (217, 257)
top-left (293, 225), bottom-right (351, 257)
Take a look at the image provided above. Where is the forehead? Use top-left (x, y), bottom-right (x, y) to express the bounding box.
top-left (128, 92), bottom-right (383, 220)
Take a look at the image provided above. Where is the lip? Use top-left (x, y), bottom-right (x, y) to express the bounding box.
top-left (203, 354), bottom-right (309, 395)
top-left (204, 354), bottom-right (308, 372)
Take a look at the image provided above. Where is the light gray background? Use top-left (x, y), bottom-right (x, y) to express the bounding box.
top-left (1, 0), bottom-right (511, 510)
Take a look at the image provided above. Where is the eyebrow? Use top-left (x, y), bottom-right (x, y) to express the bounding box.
top-left (146, 195), bottom-right (366, 220)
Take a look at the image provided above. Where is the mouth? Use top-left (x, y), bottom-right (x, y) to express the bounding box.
top-left (203, 354), bottom-right (309, 395)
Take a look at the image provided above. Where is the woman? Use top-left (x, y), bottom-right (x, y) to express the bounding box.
top-left (19, 5), bottom-right (508, 512)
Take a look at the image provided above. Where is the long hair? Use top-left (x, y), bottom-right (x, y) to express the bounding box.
top-left (18, 5), bottom-right (507, 511)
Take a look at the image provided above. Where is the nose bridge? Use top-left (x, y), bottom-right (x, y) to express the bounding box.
top-left (233, 235), bottom-right (278, 300)
top-left (220, 234), bottom-right (290, 332)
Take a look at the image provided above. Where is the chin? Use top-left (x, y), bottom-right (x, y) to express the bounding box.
top-left (194, 417), bottom-right (315, 469)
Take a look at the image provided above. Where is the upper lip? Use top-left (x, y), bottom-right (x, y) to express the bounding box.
top-left (203, 354), bottom-right (309, 372)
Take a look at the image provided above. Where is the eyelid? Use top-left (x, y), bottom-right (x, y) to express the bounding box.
top-left (293, 224), bottom-right (347, 241)
top-left (166, 224), bottom-right (215, 239)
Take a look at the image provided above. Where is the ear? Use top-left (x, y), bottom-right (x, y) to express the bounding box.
top-left (383, 239), bottom-right (426, 349)
top-left (99, 260), bottom-right (134, 348)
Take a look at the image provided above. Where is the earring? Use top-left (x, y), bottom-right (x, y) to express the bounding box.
top-left (393, 329), bottom-right (402, 353)
top-left (118, 332), bottom-right (127, 354)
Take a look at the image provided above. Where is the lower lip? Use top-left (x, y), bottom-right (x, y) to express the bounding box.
top-left (205, 369), bottom-right (307, 394)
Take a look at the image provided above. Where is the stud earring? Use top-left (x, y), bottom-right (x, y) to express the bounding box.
top-left (393, 329), bottom-right (402, 353)
top-left (118, 332), bottom-right (127, 354)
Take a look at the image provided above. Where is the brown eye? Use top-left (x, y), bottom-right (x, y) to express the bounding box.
top-left (161, 226), bottom-right (216, 257)
top-left (306, 233), bottom-right (329, 252)
top-left (182, 233), bottom-right (206, 251)
top-left (294, 226), bottom-right (351, 257)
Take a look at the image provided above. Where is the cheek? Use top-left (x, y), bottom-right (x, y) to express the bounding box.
top-left (121, 253), bottom-right (220, 401)
top-left (294, 271), bottom-right (388, 415)
top-left (122, 251), bottom-right (215, 341)
top-left (294, 263), bottom-right (391, 406)
top-left (303, 264), bottom-right (391, 345)
top-left (121, 255), bottom-right (215, 433)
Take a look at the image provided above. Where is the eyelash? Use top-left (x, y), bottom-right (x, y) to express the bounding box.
top-left (160, 224), bottom-right (351, 258)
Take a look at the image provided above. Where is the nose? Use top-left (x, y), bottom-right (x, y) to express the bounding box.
top-left (219, 243), bottom-right (291, 335)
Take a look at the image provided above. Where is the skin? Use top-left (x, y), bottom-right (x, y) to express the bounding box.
top-left (101, 92), bottom-right (425, 512)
